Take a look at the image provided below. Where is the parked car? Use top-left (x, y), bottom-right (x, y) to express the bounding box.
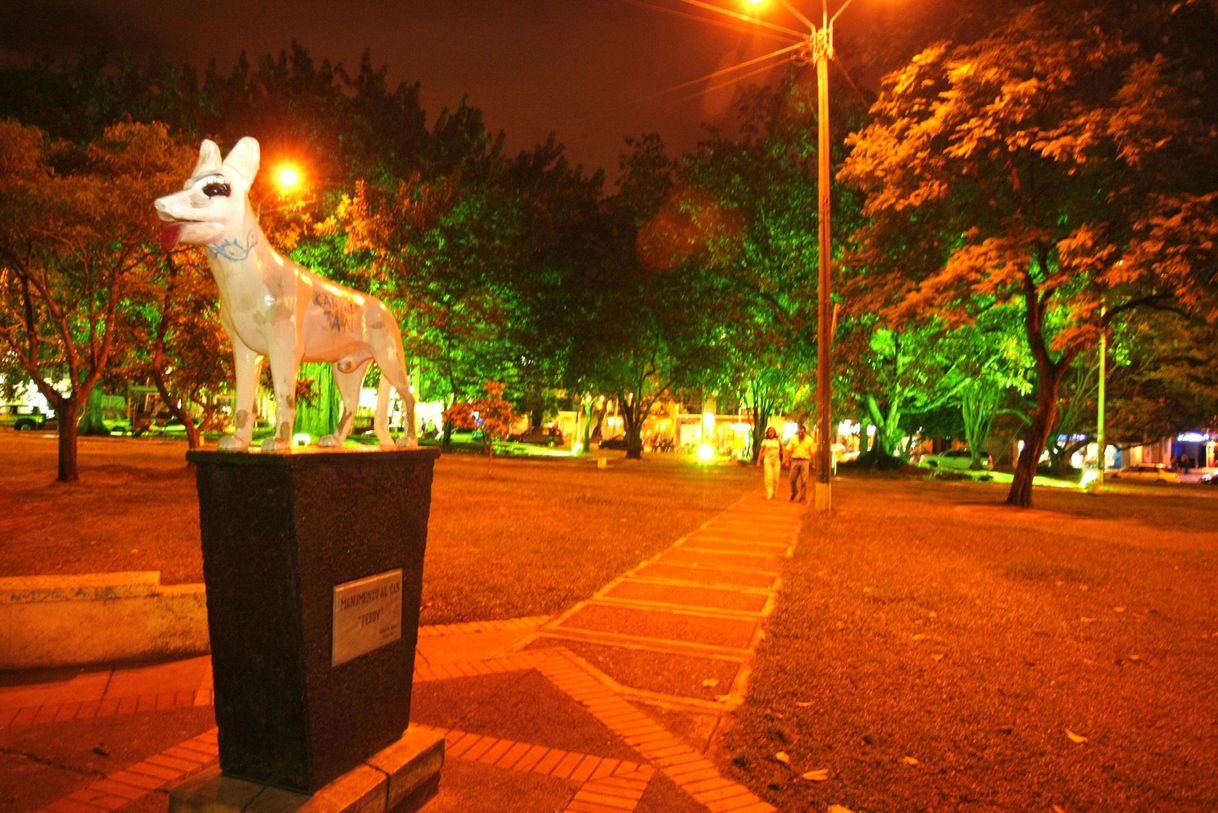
top-left (509, 426), bottom-right (564, 447)
top-left (597, 435), bottom-right (629, 450)
top-left (916, 448), bottom-right (993, 471)
top-left (1109, 464), bottom-right (1179, 483)
top-left (100, 408), bottom-right (133, 435)
top-left (0, 404), bottom-right (48, 431)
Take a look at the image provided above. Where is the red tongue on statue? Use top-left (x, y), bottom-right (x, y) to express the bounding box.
top-left (160, 224), bottom-right (183, 253)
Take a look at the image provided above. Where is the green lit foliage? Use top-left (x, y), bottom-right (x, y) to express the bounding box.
top-left (674, 74), bottom-right (824, 457)
top-left (835, 320), bottom-right (968, 462)
top-left (840, 2), bottom-right (1217, 506)
top-left (954, 305), bottom-right (1036, 467)
top-left (337, 121), bottom-right (603, 414)
top-left (292, 363), bottom-right (343, 441)
top-left (0, 121), bottom-right (187, 481)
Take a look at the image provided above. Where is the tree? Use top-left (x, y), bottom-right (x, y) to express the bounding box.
top-left (337, 114), bottom-right (606, 422)
top-left (1105, 311), bottom-right (1218, 445)
top-left (674, 82), bottom-right (825, 460)
top-left (840, 2), bottom-right (1218, 506)
top-left (121, 252), bottom-right (232, 450)
top-left (953, 307), bottom-right (1035, 469)
top-left (563, 134), bottom-right (688, 460)
top-left (442, 381), bottom-right (516, 457)
top-left (0, 121), bottom-right (191, 481)
top-left (833, 321), bottom-right (966, 463)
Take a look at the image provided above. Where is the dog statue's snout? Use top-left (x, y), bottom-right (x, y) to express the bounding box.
top-left (153, 196), bottom-right (181, 222)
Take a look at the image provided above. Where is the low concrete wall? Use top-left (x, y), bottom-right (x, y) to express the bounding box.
top-left (0, 572), bottom-right (208, 670)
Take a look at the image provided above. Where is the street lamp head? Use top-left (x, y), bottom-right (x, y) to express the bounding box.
top-left (275, 164), bottom-right (303, 194)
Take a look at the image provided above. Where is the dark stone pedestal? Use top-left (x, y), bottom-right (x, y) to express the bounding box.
top-left (188, 447), bottom-right (440, 793)
top-left (170, 726), bottom-right (445, 813)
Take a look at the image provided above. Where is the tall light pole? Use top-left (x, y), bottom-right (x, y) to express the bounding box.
top-left (781, 0), bottom-right (856, 512)
top-left (811, 10), bottom-right (835, 512)
top-left (653, 0), bottom-right (865, 510)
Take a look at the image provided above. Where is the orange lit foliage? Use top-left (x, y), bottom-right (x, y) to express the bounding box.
top-left (442, 381), bottom-right (517, 456)
top-left (840, 3), bottom-right (1218, 506)
top-left (0, 121), bottom-right (194, 481)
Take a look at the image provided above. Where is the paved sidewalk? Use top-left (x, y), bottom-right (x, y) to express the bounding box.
top-left (0, 490), bottom-right (804, 812)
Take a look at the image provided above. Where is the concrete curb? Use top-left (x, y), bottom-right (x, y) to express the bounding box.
top-left (0, 572), bottom-right (209, 670)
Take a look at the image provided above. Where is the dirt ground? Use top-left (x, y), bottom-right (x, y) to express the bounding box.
top-left (5, 432), bottom-right (1216, 810)
top-left (719, 476), bottom-right (1218, 812)
top-left (0, 431), bottom-right (755, 625)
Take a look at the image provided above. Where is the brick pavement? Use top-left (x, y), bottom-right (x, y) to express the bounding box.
top-left (0, 490), bottom-right (803, 812)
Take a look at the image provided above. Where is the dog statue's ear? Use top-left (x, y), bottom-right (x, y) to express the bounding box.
top-left (193, 139), bottom-right (222, 177)
top-left (222, 137), bottom-right (261, 182)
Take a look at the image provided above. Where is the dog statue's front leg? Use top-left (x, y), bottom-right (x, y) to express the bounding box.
top-left (260, 329), bottom-right (301, 454)
top-left (219, 341), bottom-right (261, 451)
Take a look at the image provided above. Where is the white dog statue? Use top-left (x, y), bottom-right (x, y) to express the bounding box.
top-left (155, 137), bottom-right (417, 453)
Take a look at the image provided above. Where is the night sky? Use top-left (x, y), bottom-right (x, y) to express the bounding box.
top-left (0, 0), bottom-right (952, 180)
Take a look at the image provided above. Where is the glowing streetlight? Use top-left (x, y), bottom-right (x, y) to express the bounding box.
top-left (274, 163), bottom-right (303, 195)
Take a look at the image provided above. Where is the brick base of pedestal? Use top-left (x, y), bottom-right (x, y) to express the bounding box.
top-left (169, 727), bottom-right (444, 813)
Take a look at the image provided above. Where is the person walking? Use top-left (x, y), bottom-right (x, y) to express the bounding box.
top-left (757, 426), bottom-right (783, 500)
top-left (785, 424), bottom-right (816, 502)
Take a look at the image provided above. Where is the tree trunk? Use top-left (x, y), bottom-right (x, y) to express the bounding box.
top-left (590, 402), bottom-right (606, 443)
top-left (183, 418), bottom-right (202, 451)
top-left (865, 394), bottom-right (902, 458)
top-left (749, 402), bottom-right (772, 464)
top-left (1007, 246), bottom-right (1088, 507)
top-left (1006, 376), bottom-right (1062, 507)
top-left (78, 388), bottom-right (110, 436)
top-left (962, 382), bottom-right (997, 471)
top-left (579, 399), bottom-right (596, 454)
top-left (56, 400), bottom-right (80, 483)
top-left (151, 361), bottom-right (203, 451)
top-left (622, 400), bottom-right (644, 460)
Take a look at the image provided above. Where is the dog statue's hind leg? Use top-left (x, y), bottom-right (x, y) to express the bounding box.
top-left (397, 386), bottom-right (418, 449)
top-left (368, 302), bottom-right (418, 448)
top-left (371, 373), bottom-right (417, 449)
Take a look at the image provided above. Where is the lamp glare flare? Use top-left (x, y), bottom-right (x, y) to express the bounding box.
top-left (275, 164), bottom-right (302, 193)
